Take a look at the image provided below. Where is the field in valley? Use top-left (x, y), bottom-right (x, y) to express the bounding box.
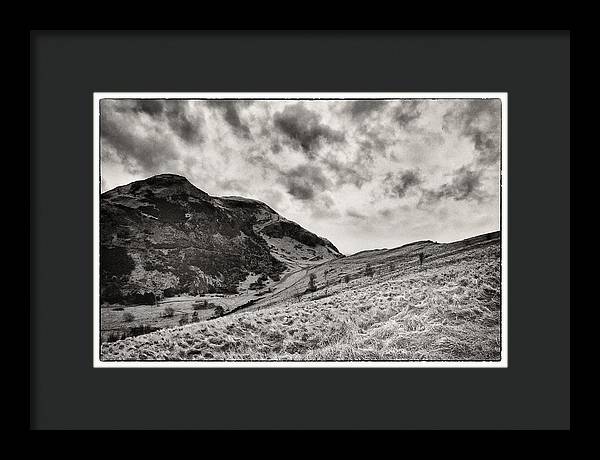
top-left (100, 232), bottom-right (502, 361)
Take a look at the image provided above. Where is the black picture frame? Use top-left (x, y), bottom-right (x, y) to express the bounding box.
top-left (30, 30), bottom-right (571, 430)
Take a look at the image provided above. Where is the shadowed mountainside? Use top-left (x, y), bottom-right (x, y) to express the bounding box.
top-left (100, 174), bottom-right (342, 305)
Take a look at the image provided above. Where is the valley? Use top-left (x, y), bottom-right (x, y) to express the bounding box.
top-left (100, 229), bottom-right (501, 361)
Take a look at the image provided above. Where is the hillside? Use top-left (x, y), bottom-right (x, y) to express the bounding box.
top-left (100, 231), bottom-right (501, 361)
top-left (100, 174), bottom-right (342, 306)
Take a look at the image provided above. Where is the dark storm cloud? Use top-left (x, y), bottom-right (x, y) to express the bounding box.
top-left (445, 99), bottom-right (501, 166)
top-left (132, 100), bottom-right (164, 116)
top-left (384, 169), bottom-right (423, 198)
top-left (100, 100), bottom-right (205, 179)
top-left (280, 164), bottom-right (332, 201)
top-left (273, 103), bottom-right (345, 158)
top-left (164, 101), bottom-right (203, 144)
top-left (394, 101), bottom-right (422, 127)
top-left (346, 100), bottom-right (388, 119)
top-left (206, 100), bottom-right (252, 139)
top-left (113, 99), bottom-right (203, 145)
top-left (420, 166), bottom-right (487, 205)
top-left (100, 107), bottom-right (178, 172)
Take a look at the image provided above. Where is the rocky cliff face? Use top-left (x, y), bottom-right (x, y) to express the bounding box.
top-left (100, 174), bottom-right (342, 304)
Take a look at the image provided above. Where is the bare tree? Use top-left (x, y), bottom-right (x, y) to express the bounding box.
top-left (308, 273), bottom-right (317, 292)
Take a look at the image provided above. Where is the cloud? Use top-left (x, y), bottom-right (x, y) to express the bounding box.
top-left (378, 208), bottom-right (393, 219)
top-left (164, 102), bottom-right (204, 145)
top-left (217, 178), bottom-right (250, 196)
top-left (384, 169), bottom-right (423, 198)
top-left (445, 99), bottom-right (501, 166)
top-left (420, 166), bottom-right (487, 204)
top-left (323, 155), bottom-right (372, 188)
top-left (100, 103), bottom-right (180, 173)
top-left (131, 100), bottom-right (164, 116)
top-left (280, 164), bottom-right (332, 201)
top-left (346, 100), bottom-right (388, 120)
top-left (346, 208), bottom-right (368, 220)
top-left (306, 193), bottom-right (340, 219)
top-left (207, 100), bottom-right (252, 139)
top-left (394, 100), bottom-right (422, 127)
top-left (273, 103), bottom-right (345, 158)
top-left (130, 100), bottom-right (203, 144)
top-left (100, 99), bottom-right (205, 180)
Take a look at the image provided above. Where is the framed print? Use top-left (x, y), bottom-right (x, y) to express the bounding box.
top-left (30, 31), bottom-right (570, 430)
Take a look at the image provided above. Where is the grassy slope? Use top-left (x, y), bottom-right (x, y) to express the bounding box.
top-left (101, 234), bottom-right (501, 361)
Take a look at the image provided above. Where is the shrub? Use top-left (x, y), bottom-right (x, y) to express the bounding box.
top-left (124, 291), bottom-right (155, 306)
top-left (213, 305), bottom-right (225, 318)
top-left (343, 274), bottom-right (350, 283)
top-left (365, 264), bottom-right (374, 277)
top-left (249, 274), bottom-right (268, 290)
top-left (163, 287), bottom-right (178, 298)
top-left (163, 306), bottom-right (175, 318)
top-left (100, 283), bottom-right (124, 304)
top-left (179, 314), bottom-right (189, 326)
top-left (224, 285), bottom-right (239, 294)
top-left (194, 300), bottom-right (214, 310)
top-left (123, 311), bottom-right (135, 322)
top-left (128, 324), bottom-right (158, 336)
top-left (105, 331), bottom-right (125, 343)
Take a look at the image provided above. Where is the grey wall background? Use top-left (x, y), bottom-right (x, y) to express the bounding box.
top-left (30, 31), bottom-right (570, 430)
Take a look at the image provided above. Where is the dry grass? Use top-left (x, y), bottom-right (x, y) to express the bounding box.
top-left (101, 240), bottom-right (501, 361)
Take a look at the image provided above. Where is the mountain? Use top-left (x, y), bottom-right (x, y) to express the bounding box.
top-left (100, 174), bottom-right (342, 304)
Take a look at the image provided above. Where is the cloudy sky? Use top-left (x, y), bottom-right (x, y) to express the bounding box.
top-left (100, 98), bottom-right (501, 255)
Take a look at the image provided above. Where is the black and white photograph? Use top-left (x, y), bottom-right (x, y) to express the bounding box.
top-left (31, 30), bottom-right (571, 431)
top-left (95, 93), bottom-right (507, 366)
